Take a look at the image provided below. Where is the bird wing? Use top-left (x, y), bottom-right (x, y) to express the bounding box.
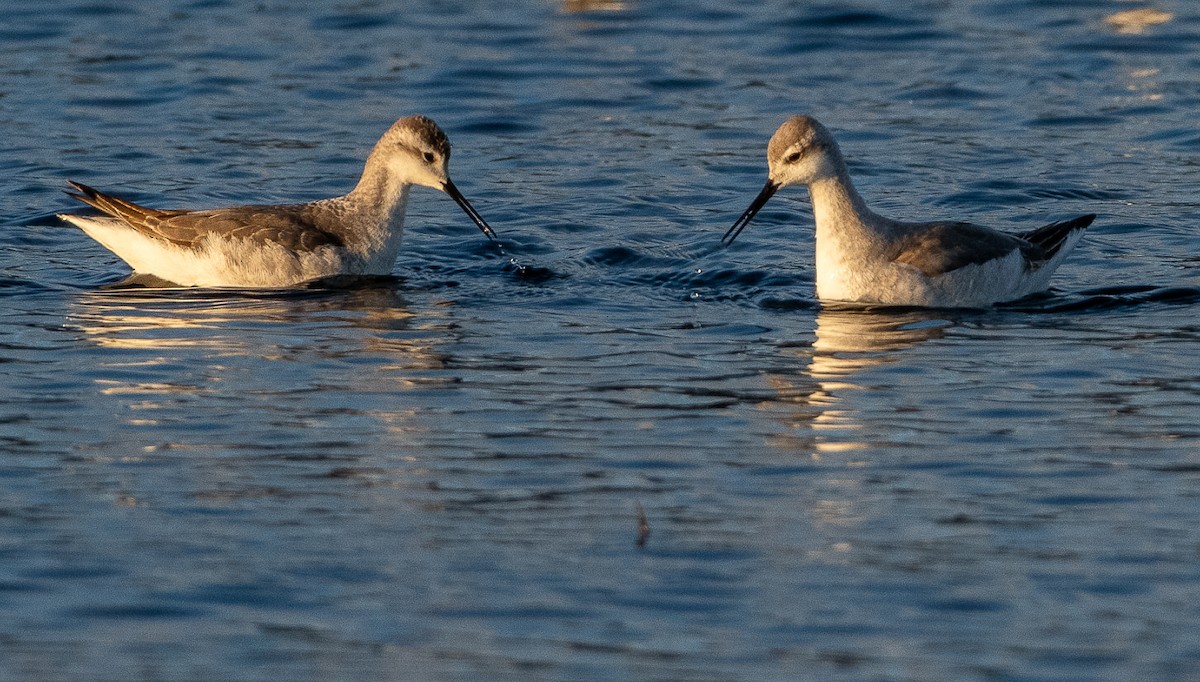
top-left (892, 221), bottom-right (1038, 277)
top-left (65, 181), bottom-right (343, 251)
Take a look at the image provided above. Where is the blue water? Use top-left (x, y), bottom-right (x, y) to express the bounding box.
top-left (2, 1), bottom-right (1200, 679)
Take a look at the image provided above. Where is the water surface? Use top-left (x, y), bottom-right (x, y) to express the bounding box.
top-left (2, 1), bottom-right (1200, 679)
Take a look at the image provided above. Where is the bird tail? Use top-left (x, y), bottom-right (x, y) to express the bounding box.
top-left (1019, 214), bottom-right (1095, 261)
top-left (63, 181), bottom-right (166, 224)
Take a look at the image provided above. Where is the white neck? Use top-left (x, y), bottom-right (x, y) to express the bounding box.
top-left (806, 161), bottom-right (895, 300)
top-left (808, 160), bottom-right (892, 242)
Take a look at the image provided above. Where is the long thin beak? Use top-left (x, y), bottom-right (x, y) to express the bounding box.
top-left (722, 178), bottom-right (779, 246)
top-left (443, 179), bottom-right (497, 241)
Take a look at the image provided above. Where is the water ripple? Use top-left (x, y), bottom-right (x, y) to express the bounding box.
top-left (2, 2), bottom-right (1200, 681)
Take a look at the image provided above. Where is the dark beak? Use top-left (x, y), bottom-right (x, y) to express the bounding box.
top-left (722, 178), bottom-right (779, 246)
top-left (443, 179), bottom-right (497, 241)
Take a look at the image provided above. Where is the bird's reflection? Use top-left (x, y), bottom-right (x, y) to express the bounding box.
top-left (560, 0), bottom-right (630, 12)
top-left (767, 305), bottom-right (953, 457)
top-left (755, 306), bottom-right (956, 550)
top-left (1104, 8), bottom-right (1172, 35)
top-left (65, 279), bottom-right (472, 506)
top-left (810, 304), bottom-right (949, 376)
top-left (69, 279), bottom-right (455, 415)
top-left (76, 277), bottom-right (442, 362)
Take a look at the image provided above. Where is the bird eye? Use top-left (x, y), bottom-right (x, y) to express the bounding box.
top-left (784, 151), bottom-right (803, 163)
top-left (423, 151), bottom-right (436, 163)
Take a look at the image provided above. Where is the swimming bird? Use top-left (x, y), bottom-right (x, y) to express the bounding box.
top-left (723, 115), bottom-right (1094, 308)
top-left (59, 115), bottom-right (497, 288)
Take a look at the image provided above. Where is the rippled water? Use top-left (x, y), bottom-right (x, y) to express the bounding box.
top-left (2, 1), bottom-right (1200, 680)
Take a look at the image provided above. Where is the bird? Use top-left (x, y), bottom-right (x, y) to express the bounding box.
top-left (59, 115), bottom-right (497, 288)
top-left (722, 115), bottom-right (1095, 308)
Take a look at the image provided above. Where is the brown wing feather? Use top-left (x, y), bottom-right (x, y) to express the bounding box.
top-left (65, 181), bottom-right (343, 251)
top-left (892, 222), bottom-right (1037, 277)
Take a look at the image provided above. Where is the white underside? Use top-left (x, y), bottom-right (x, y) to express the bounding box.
top-left (61, 215), bottom-right (400, 288)
top-left (815, 229), bottom-right (1085, 308)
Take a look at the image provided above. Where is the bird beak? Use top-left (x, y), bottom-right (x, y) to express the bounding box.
top-left (722, 178), bottom-right (780, 246)
top-left (443, 179), bottom-right (497, 241)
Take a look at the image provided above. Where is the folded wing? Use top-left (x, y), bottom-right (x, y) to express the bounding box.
top-left (66, 181), bottom-right (343, 252)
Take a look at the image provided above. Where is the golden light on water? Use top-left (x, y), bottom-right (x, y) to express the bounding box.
top-left (1105, 8), bottom-right (1173, 35)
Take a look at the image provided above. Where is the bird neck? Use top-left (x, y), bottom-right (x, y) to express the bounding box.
top-left (346, 154), bottom-right (414, 224)
top-left (807, 159), bottom-right (886, 241)
top-left (333, 158), bottom-right (414, 263)
top-left (806, 157), bottom-right (896, 300)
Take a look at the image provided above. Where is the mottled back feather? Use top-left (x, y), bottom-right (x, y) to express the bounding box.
top-left (66, 181), bottom-right (343, 251)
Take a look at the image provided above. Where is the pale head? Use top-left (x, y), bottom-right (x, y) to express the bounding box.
top-left (722, 114), bottom-right (841, 246)
top-left (376, 115), bottom-right (455, 190)
top-left (765, 115), bottom-right (841, 188)
top-left (369, 115), bottom-right (496, 240)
